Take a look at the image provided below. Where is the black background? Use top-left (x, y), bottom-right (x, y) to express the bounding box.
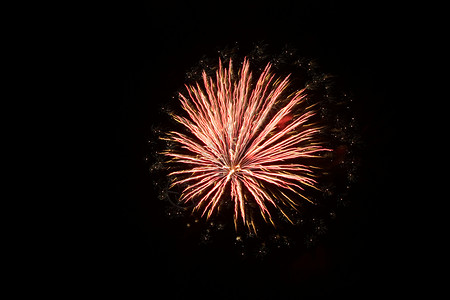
top-left (107, 1), bottom-right (406, 297)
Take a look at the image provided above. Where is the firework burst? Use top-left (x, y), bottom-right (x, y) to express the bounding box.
top-left (163, 58), bottom-right (332, 232)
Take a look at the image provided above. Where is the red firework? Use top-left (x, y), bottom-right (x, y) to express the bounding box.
top-left (163, 58), bottom-right (331, 232)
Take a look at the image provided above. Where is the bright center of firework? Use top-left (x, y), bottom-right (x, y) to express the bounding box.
top-left (225, 164), bottom-right (241, 182)
top-left (164, 58), bottom-right (331, 232)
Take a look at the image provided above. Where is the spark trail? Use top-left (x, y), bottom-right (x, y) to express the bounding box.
top-left (163, 58), bottom-right (331, 232)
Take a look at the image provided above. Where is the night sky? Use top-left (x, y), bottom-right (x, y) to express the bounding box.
top-left (106, 1), bottom-right (406, 297)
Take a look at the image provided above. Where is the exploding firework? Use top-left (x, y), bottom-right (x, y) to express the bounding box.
top-left (162, 57), bottom-right (333, 233)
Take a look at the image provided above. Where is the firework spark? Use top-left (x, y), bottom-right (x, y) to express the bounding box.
top-left (163, 58), bottom-right (331, 232)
